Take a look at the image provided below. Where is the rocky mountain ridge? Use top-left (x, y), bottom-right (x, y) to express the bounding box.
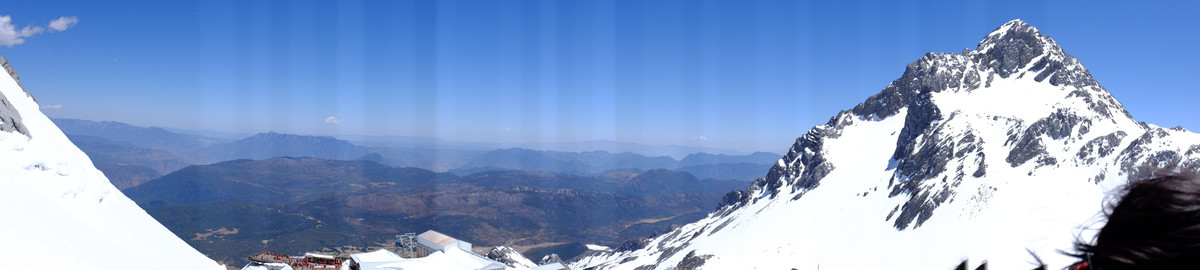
top-left (573, 19), bottom-right (1200, 270)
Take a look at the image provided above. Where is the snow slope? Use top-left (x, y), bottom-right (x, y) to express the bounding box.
top-left (0, 58), bottom-right (224, 269)
top-left (573, 19), bottom-right (1200, 270)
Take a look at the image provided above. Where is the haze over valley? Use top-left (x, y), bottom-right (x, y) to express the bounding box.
top-left (53, 118), bottom-right (775, 266)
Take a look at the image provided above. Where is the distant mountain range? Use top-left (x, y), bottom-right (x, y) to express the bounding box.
top-left (192, 132), bottom-right (374, 163)
top-left (124, 157), bottom-right (740, 266)
top-left (520, 140), bottom-right (751, 160)
top-left (54, 119), bottom-right (780, 190)
top-left (66, 135), bottom-right (191, 189)
top-left (452, 168), bottom-right (743, 196)
top-left (455, 148), bottom-right (779, 178)
top-left (126, 157), bottom-right (445, 205)
top-left (677, 152), bottom-right (779, 167)
top-left (53, 118), bottom-right (222, 161)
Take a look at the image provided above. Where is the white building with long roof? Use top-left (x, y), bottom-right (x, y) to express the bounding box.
top-left (346, 249), bottom-right (406, 270)
top-left (416, 230), bottom-right (472, 255)
top-left (343, 230), bottom-right (510, 270)
top-left (379, 246), bottom-right (506, 270)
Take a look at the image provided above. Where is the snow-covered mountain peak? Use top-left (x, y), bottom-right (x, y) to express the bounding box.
top-left (849, 20), bottom-right (1120, 125)
top-left (765, 20), bottom-right (1146, 230)
top-left (574, 20), bottom-right (1199, 270)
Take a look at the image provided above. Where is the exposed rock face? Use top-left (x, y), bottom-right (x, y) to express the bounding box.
top-left (674, 250), bottom-right (713, 269)
top-left (1117, 129), bottom-right (1200, 179)
top-left (1077, 131), bottom-right (1126, 163)
top-left (615, 235), bottom-right (656, 253)
top-left (715, 189), bottom-right (748, 209)
top-left (1006, 109), bottom-right (1092, 167)
top-left (0, 89), bottom-right (28, 137)
top-left (0, 57), bottom-right (28, 137)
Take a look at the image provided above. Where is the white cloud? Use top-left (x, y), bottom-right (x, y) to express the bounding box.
top-left (0, 16), bottom-right (36, 46)
top-left (325, 116), bottom-right (340, 124)
top-left (40, 104), bottom-right (61, 110)
top-left (0, 15), bottom-right (77, 47)
top-left (48, 16), bottom-right (78, 32)
top-left (21, 25), bottom-right (44, 36)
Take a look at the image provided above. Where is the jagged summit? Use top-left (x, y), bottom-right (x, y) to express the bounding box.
top-left (977, 19), bottom-right (1046, 53)
top-left (973, 19), bottom-right (1097, 88)
top-left (976, 19), bottom-right (1057, 76)
top-left (996, 18), bottom-right (1030, 27)
top-left (850, 19), bottom-right (1121, 125)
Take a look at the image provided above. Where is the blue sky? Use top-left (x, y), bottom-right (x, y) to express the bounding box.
top-left (2, 0), bottom-right (1198, 152)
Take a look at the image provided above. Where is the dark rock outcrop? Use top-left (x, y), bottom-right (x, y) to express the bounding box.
top-left (675, 250), bottom-right (714, 269)
top-left (1077, 131), bottom-right (1127, 163)
top-left (0, 56), bottom-right (29, 138)
top-left (715, 189), bottom-right (749, 209)
top-left (615, 235), bottom-right (655, 253)
top-left (1006, 109), bottom-right (1091, 167)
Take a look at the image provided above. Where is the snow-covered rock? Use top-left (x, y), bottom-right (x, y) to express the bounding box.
top-left (538, 254), bottom-right (564, 266)
top-left (486, 246), bottom-right (537, 269)
top-left (0, 57), bottom-right (224, 269)
top-left (572, 19), bottom-right (1198, 270)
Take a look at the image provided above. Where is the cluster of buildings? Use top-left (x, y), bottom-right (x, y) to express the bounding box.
top-left (245, 230), bottom-right (569, 270)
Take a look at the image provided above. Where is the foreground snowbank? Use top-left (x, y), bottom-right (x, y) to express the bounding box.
top-left (0, 58), bottom-right (224, 269)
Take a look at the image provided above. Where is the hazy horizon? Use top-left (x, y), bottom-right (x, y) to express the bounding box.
top-left (5, 0), bottom-right (1199, 154)
top-left (55, 117), bottom-right (772, 156)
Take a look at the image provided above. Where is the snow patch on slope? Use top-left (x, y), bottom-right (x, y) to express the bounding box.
top-left (586, 244), bottom-right (612, 251)
top-left (932, 77), bottom-right (1067, 121)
